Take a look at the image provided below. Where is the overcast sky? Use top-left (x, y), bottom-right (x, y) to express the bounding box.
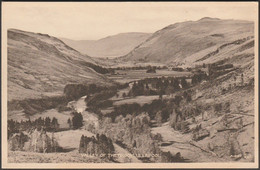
top-left (2, 2), bottom-right (258, 40)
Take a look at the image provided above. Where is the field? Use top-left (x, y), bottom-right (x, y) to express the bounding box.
top-left (107, 69), bottom-right (192, 83)
top-left (113, 95), bottom-right (170, 106)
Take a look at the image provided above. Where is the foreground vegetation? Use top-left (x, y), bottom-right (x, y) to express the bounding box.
top-left (8, 59), bottom-right (254, 163)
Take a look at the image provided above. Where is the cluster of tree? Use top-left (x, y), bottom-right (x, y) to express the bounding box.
top-left (8, 129), bottom-right (62, 153)
top-left (191, 72), bottom-right (208, 85)
top-left (107, 94), bottom-right (183, 123)
top-left (128, 81), bottom-right (157, 97)
top-left (8, 117), bottom-right (59, 138)
top-left (208, 63), bottom-right (235, 79)
top-left (171, 67), bottom-right (184, 72)
top-left (151, 94), bottom-right (190, 125)
top-left (128, 77), bottom-right (190, 97)
top-left (64, 82), bottom-right (126, 102)
top-left (64, 83), bottom-right (112, 101)
top-left (79, 134), bottom-right (115, 159)
top-left (85, 89), bottom-right (117, 110)
top-left (67, 112), bottom-right (83, 129)
top-left (116, 82), bottom-right (129, 89)
top-left (146, 66), bottom-right (156, 73)
top-left (107, 103), bottom-right (142, 122)
top-left (99, 113), bottom-right (160, 162)
top-left (112, 65), bottom-right (168, 71)
top-left (81, 61), bottom-right (114, 74)
top-left (160, 151), bottom-right (185, 162)
top-left (169, 110), bottom-right (190, 133)
top-left (106, 87), bottom-right (193, 126)
top-left (8, 131), bottom-right (29, 151)
top-left (8, 96), bottom-right (68, 115)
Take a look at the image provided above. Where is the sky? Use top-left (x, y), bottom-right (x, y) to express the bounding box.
top-left (2, 2), bottom-right (258, 40)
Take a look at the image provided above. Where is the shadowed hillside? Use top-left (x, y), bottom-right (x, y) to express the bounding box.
top-left (8, 29), bottom-right (113, 101)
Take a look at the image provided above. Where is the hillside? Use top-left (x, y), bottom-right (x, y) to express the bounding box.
top-left (120, 18), bottom-right (254, 66)
top-left (60, 32), bottom-right (151, 58)
top-left (8, 29), bottom-right (113, 101)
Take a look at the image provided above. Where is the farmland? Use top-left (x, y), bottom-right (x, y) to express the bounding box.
top-left (107, 69), bottom-right (192, 83)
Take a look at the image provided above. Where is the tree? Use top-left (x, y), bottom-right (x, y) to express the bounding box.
top-left (44, 117), bottom-right (51, 131)
top-left (72, 112), bottom-right (83, 129)
top-left (159, 90), bottom-right (163, 100)
top-left (172, 78), bottom-right (180, 90)
top-left (51, 117), bottom-right (59, 131)
top-left (79, 135), bottom-right (85, 153)
top-left (145, 83), bottom-right (149, 89)
top-left (88, 84), bottom-right (97, 93)
top-left (181, 78), bottom-right (188, 89)
top-left (146, 67), bottom-right (156, 73)
top-left (67, 118), bottom-right (72, 129)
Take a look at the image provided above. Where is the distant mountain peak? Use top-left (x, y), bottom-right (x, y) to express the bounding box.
top-left (60, 32), bottom-right (152, 58)
top-left (199, 17), bottom-right (221, 21)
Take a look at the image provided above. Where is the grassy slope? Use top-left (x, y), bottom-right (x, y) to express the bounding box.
top-left (8, 29), bottom-right (112, 101)
top-left (151, 54), bottom-right (254, 162)
top-left (121, 18), bottom-right (254, 65)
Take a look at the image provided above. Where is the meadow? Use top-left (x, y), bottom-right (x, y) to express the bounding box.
top-left (107, 69), bottom-right (192, 83)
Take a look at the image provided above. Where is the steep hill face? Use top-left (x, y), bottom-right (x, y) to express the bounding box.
top-left (60, 32), bottom-right (151, 58)
top-left (121, 18), bottom-right (254, 66)
top-left (8, 29), bottom-right (112, 101)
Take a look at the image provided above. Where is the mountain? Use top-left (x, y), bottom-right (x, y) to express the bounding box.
top-left (60, 32), bottom-right (152, 58)
top-left (7, 29), bottom-right (113, 101)
top-left (120, 18), bottom-right (254, 66)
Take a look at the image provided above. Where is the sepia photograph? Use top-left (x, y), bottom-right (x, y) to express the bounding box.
top-left (1, 1), bottom-right (258, 169)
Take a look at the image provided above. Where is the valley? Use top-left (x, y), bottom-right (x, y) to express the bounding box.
top-left (60, 32), bottom-right (152, 58)
top-left (7, 17), bottom-right (256, 164)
